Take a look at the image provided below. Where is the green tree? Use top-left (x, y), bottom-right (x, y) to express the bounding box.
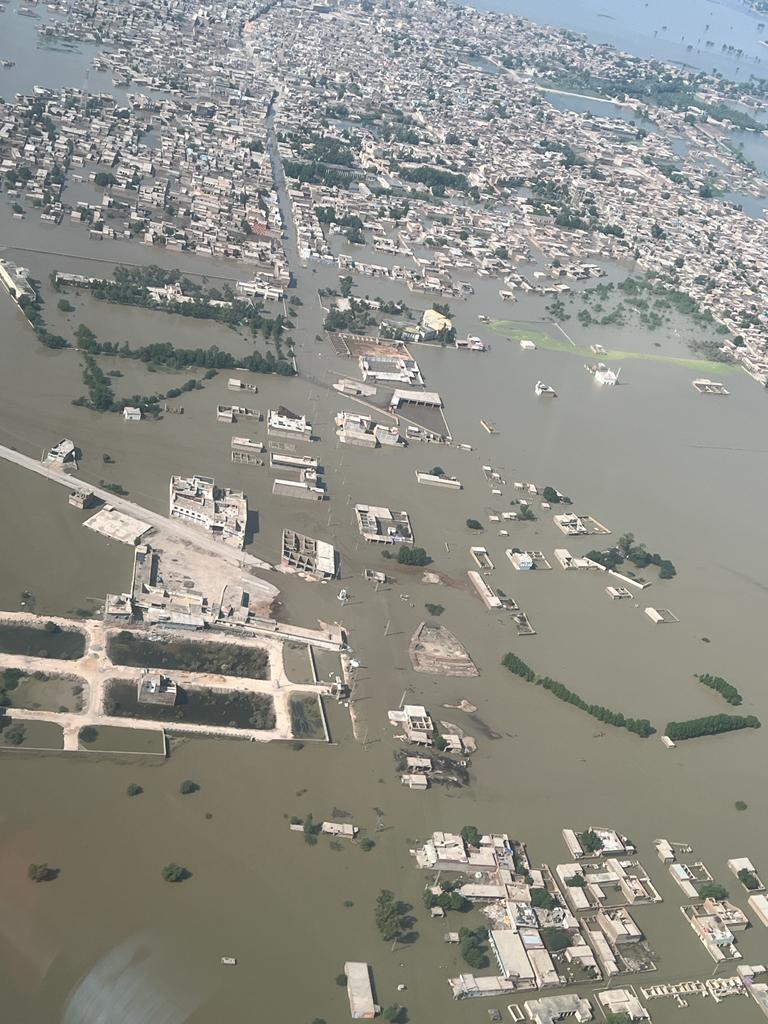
top-left (461, 825), bottom-right (481, 848)
top-left (179, 779), bottom-right (200, 795)
top-left (579, 829), bottom-right (603, 853)
top-left (699, 883), bottom-right (728, 900)
top-left (541, 927), bottom-right (570, 951)
top-left (161, 863), bottom-right (191, 882)
top-left (78, 725), bottom-right (98, 744)
top-left (541, 486), bottom-right (560, 503)
top-left (28, 863), bottom-right (54, 882)
top-left (57, 298), bottom-right (74, 313)
top-left (360, 838), bottom-right (376, 852)
top-left (126, 783), bottom-right (143, 797)
top-left (466, 519), bottom-right (483, 531)
top-left (375, 889), bottom-right (405, 941)
top-left (4, 724), bottom-right (26, 745)
top-left (397, 546), bottom-right (430, 566)
top-left (530, 887), bottom-right (556, 910)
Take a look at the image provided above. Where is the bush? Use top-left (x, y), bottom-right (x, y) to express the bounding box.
top-left (28, 862), bottom-right (54, 883)
top-left (179, 779), bottom-right (200, 795)
top-left (57, 299), bottom-right (74, 313)
top-left (424, 603), bottom-right (444, 616)
top-left (126, 783), bottom-right (143, 797)
top-left (161, 863), bottom-right (190, 882)
top-left (4, 724), bottom-right (26, 746)
top-left (78, 725), bottom-right (98, 744)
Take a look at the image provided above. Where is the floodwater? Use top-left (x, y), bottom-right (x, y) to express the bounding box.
top-left (3, 17), bottom-right (768, 1024)
top-left (473, 0), bottom-right (768, 82)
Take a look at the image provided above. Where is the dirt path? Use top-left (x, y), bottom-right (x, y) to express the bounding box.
top-left (0, 611), bottom-right (330, 744)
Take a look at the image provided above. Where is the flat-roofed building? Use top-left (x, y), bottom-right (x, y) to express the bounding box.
top-left (169, 475), bottom-right (247, 549)
top-left (344, 962), bottom-right (378, 1019)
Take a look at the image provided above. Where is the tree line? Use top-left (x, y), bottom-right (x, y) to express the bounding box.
top-left (502, 653), bottom-right (655, 737)
top-left (696, 673), bottom-right (742, 706)
top-left (665, 714), bottom-right (760, 742)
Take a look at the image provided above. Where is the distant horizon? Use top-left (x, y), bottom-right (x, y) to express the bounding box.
top-left (462, 0), bottom-right (768, 83)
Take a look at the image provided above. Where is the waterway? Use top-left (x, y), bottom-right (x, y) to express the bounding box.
top-left (2, 11), bottom-right (768, 1024)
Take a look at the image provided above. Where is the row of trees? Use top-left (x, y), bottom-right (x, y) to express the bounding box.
top-left (502, 653), bottom-right (653, 736)
top-left (665, 714), bottom-right (760, 742)
top-left (696, 673), bottom-right (742, 706)
top-left (537, 676), bottom-right (656, 738)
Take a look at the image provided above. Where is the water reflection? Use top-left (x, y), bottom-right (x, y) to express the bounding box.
top-left (62, 931), bottom-right (207, 1024)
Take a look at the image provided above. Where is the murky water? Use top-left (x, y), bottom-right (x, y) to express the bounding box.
top-left (2, 16), bottom-right (768, 1023)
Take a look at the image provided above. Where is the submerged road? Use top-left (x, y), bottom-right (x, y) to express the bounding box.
top-left (0, 441), bottom-right (277, 580)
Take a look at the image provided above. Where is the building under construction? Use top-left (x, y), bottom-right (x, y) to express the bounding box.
top-left (281, 529), bottom-right (337, 580)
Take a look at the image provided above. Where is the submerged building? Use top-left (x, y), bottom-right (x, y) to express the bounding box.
top-left (169, 475), bottom-right (247, 549)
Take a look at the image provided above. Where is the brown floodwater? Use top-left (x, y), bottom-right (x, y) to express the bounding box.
top-left (1, 99), bottom-right (768, 1022)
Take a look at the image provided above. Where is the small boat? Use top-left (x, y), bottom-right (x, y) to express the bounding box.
top-left (534, 381), bottom-right (557, 397)
top-left (220, 956), bottom-right (238, 966)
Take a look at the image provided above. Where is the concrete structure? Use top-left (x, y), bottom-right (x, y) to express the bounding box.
top-left (344, 962), bottom-right (378, 1019)
top-left (272, 478), bottom-right (325, 500)
top-left (467, 570), bottom-right (502, 609)
top-left (490, 929), bottom-right (537, 988)
top-left (749, 895), bottom-right (768, 928)
top-left (598, 989), bottom-right (649, 1021)
top-left (46, 438), bottom-right (76, 464)
top-left (268, 406), bottom-right (312, 439)
top-left (169, 475), bottom-right (247, 549)
top-left (83, 507), bottom-right (152, 545)
top-left (281, 529), bottom-right (337, 579)
top-left (523, 994), bottom-right (592, 1024)
top-left (354, 504), bottom-right (413, 544)
top-left (416, 471), bottom-right (461, 489)
top-left (137, 669), bottom-right (177, 705)
top-left (69, 488), bottom-right (94, 509)
top-left (388, 704), bottom-right (434, 744)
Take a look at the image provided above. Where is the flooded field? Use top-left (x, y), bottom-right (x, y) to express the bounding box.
top-left (0, 621), bottom-right (85, 659)
top-left (3, 671), bottom-right (83, 713)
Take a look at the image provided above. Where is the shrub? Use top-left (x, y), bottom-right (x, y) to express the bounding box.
top-left (161, 863), bottom-right (190, 882)
top-left (28, 863), bottom-right (54, 883)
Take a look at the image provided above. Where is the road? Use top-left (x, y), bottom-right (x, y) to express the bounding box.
top-left (0, 441), bottom-right (277, 582)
